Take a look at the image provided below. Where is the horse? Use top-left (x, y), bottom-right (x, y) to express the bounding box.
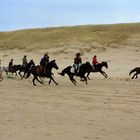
top-left (86, 61), bottom-right (108, 79)
top-left (129, 67), bottom-right (140, 79)
top-left (19, 59), bottom-right (35, 79)
top-left (59, 62), bottom-right (94, 85)
top-left (26, 60), bottom-right (59, 86)
top-left (3, 65), bottom-right (22, 76)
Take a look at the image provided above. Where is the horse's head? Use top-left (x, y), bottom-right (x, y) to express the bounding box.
top-left (49, 60), bottom-right (59, 70)
top-left (30, 59), bottom-right (35, 66)
top-left (102, 61), bottom-right (108, 69)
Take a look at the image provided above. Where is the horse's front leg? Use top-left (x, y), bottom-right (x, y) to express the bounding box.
top-left (21, 72), bottom-right (26, 79)
top-left (49, 76), bottom-right (58, 85)
top-left (19, 70), bottom-right (23, 78)
top-left (100, 71), bottom-right (108, 78)
top-left (132, 73), bottom-right (136, 79)
top-left (135, 73), bottom-right (138, 79)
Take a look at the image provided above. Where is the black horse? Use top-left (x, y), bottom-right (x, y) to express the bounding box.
top-left (129, 67), bottom-right (140, 79)
top-left (19, 59), bottom-right (35, 79)
top-left (59, 62), bottom-right (94, 85)
top-left (26, 60), bottom-right (59, 86)
top-left (86, 61), bottom-right (108, 79)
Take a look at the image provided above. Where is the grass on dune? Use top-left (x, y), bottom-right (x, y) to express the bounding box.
top-left (0, 23), bottom-right (140, 51)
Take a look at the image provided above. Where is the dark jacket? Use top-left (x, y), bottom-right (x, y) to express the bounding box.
top-left (40, 56), bottom-right (49, 67)
top-left (9, 61), bottom-right (13, 68)
top-left (74, 57), bottom-right (82, 65)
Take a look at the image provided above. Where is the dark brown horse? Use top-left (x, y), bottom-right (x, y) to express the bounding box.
top-left (3, 65), bottom-right (22, 76)
top-left (26, 60), bottom-right (59, 86)
top-left (129, 67), bottom-right (140, 79)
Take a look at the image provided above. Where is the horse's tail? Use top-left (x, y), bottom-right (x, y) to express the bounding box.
top-left (129, 68), bottom-right (136, 76)
top-left (58, 66), bottom-right (72, 76)
top-left (3, 67), bottom-right (8, 75)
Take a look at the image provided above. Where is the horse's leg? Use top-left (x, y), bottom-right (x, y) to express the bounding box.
top-left (103, 71), bottom-right (108, 78)
top-left (18, 70), bottom-right (23, 78)
top-left (72, 79), bottom-right (76, 85)
top-left (69, 75), bottom-right (76, 85)
top-left (50, 76), bottom-right (58, 85)
top-left (39, 76), bottom-right (45, 84)
top-left (15, 71), bottom-right (17, 76)
top-left (135, 73), bottom-right (138, 79)
top-left (48, 78), bottom-right (52, 85)
top-left (36, 76), bottom-right (43, 84)
top-left (21, 72), bottom-right (25, 79)
top-left (49, 76), bottom-right (58, 85)
top-left (87, 72), bottom-right (91, 80)
top-left (80, 75), bottom-right (87, 84)
top-left (100, 71), bottom-right (108, 78)
top-left (132, 73), bottom-right (135, 79)
top-left (32, 77), bottom-right (36, 86)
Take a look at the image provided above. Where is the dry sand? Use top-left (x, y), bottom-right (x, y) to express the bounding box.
top-left (0, 46), bottom-right (140, 140)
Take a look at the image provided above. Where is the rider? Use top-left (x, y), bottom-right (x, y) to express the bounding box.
top-left (8, 59), bottom-right (13, 72)
top-left (40, 52), bottom-right (49, 73)
top-left (92, 55), bottom-right (99, 67)
top-left (22, 55), bottom-right (28, 68)
top-left (74, 52), bottom-right (82, 74)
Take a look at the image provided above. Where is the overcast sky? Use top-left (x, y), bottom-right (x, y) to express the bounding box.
top-left (0, 0), bottom-right (140, 31)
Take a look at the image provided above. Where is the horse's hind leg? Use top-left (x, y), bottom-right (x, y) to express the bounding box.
top-left (87, 72), bottom-right (91, 80)
top-left (69, 75), bottom-right (76, 85)
top-left (36, 76), bottom-right (43, 84)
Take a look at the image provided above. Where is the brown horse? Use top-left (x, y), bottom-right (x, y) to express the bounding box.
top-left (129, 67), bottom-right (140, 79)
top-left (26, 60), bottom-right (59, 86)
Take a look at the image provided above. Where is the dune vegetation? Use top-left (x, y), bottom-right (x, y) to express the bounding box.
top-left (0, 23), bottom-right (140, 52)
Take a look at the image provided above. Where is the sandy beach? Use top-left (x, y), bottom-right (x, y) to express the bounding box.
top-left (0, 45), bottom-right (140, 140)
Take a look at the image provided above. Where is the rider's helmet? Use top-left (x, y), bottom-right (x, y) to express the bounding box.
top-left (76, 52), bottom-right (80, 57)
top-left (44, 52), bottom-right (48, 57)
